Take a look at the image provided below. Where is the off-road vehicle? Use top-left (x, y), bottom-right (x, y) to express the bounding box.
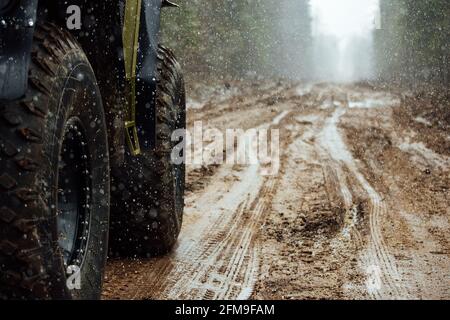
top-left (0, 0), bottom-right (185, 299)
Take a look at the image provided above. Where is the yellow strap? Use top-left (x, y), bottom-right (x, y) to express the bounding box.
top-left (122, 0), bottom-right (142, 156)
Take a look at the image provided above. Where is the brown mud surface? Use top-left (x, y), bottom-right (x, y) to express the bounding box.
top-left (103, 82), bottom-right (449, 300)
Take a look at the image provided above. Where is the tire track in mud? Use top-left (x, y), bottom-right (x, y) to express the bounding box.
top-left (103, 111), bottom-right (289, 300)
top-left (294, 98), bottom-right (366, 254)
top-left (166, 112), bottom-right (287, 300)
top-left (316, 97), bottom-right (410, 299)
top-left (105, 84), bottom-right (435, 300)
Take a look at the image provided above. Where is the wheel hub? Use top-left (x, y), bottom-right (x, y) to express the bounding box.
top-left (56, 118), bottom-right (92, 268)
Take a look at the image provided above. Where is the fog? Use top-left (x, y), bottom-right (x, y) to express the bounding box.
top-left (310, 0), bottom-right (380, 82)
top-left (161, 0), bottom-right (448, 88)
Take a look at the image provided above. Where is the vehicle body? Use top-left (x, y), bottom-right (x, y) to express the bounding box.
top-left (0, 0), bottom-right (185, 299)
top-left (1, 0), bottom-right (163, 157)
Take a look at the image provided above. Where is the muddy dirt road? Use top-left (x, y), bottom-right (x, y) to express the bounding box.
top-left (103, 82), bottom-right (449, 300)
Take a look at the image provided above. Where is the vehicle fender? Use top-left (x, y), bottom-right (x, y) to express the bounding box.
top-left (0, 0), bottom-right (38, 100)
top-left (135, 0), bottom-right (162, 150)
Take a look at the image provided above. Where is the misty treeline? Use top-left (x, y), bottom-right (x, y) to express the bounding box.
top-left (161, 0), bottom-right (448, 89)
top-left (160, 0), bottom-right (312, 81)
top-left (375, 0), bottom-right (449, 88)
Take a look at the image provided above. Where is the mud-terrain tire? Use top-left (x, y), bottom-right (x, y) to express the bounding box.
top-left (0, 24), bottom-right (110, 299)
top-left (110, 45), bottom-right (186, 257)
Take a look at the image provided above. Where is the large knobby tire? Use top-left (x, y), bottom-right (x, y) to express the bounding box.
top-left (110, 45), bottom-right (186, 257)
top-left (0, 24), bottom-right (110, 299)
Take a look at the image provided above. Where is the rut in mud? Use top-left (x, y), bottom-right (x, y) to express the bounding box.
top-left (103, 82), bottom-right (449, 300)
